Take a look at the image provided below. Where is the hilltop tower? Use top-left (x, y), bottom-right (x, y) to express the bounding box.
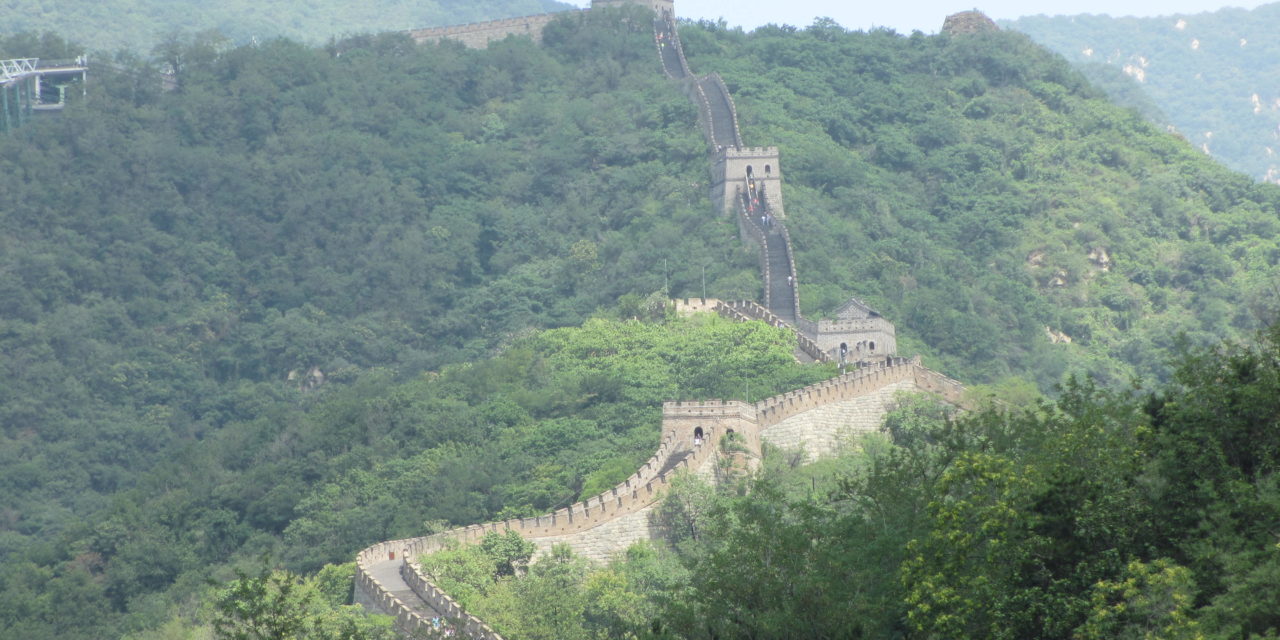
top-left (714, 146), bottom-right (784, 217)
top-left (660, 401), bottom-right (761, 461)
top-left (803, 297), bottom-right (898, 363)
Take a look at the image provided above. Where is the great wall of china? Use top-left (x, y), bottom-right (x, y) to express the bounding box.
top-left (354, 2), bottom-right (970, 637)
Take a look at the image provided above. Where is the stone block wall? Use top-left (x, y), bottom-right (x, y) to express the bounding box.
top-left (407, 11), bottom-right (581, 48)
top-left (812, 317), bottom-right (899, 361)
top-left (713, 146), bottom-right (783, 216)
top-left (354, 6), bottom-right (975, 635)
top-left (762, 379), bottom-right (917, 460)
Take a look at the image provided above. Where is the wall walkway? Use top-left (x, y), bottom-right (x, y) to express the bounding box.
top-left (353, 6), bottom-right (969, 638)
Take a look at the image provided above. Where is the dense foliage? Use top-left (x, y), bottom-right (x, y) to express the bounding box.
top-left (1006, 3), bottom-right (1280, 182)
top-left (677, 18), bottom-right (1280, 389)
top-left (0, 7), bottom-right (829, 636)
top-left (423, 327), bottom-right (1280, 639)
top-left (5, 7), bottom-right (1280, 639)
top-left (0, 0), bottom-right (574, 54)
top-left (0, 310), bottom-right (827, 638)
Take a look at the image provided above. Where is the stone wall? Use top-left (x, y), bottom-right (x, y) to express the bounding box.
top-left (812, 317), bottom-right (899, 361)
top-left (714, 146), bottom-right (782, 216)
top-left (763, 379), bottom-right (916, 460)
top-left (353, 6), bottom-right (975, 636)
top-left (407, 11), bottom-right (582, 48)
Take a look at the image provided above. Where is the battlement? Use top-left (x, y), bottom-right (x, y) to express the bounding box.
top-left (817, 317), bottom-right (896, 334)
top-left (724, 146), bottom-right (780, 159)
top-left (355, 8), bottom-right (973, 636)
top-left (407, 11), bottom-right (579, 48)
top-left (663, 400), bottom-right (757, 420)
top-left (672, 297), bottom-right (724, 315)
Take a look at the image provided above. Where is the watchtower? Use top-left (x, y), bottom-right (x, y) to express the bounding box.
top-left (810, 297), bottom-right (898, 364)
top-left (660, 400), bottom-right (760, 460)
top-left (713, 146), bottom-right (784, 217)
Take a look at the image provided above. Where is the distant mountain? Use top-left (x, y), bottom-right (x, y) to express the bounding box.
top-left (0, 0), bottom-right (575, 53)
top-left (1004, 3), bottom-right (1280, 182)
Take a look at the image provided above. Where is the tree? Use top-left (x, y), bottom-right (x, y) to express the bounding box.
top-left (210, 560), bottom-right (396, 640)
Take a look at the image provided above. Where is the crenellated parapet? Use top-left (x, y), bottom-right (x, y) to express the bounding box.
top-left (407, 12), bottom-right (581, 48)
top-left (714, 146), bottom-right (783, 216)
top-left (355, 6), bottom-right (972, 637)
top-left (354, 354), bottom-right (966, 637)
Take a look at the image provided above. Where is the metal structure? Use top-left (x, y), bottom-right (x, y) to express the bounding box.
top-left (1, 57), bottom-right (89, 132)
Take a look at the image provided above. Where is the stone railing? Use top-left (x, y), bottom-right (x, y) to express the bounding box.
top-left (910, 360), bottom-right (968, 406)
top-left (734, 186), bottom-right (772, 297)
top-left (653, 15), bottom-right (692, 79)
top-left (815, 317), bottom-right (897, 335)
top-left (355, 538), bottom-right (506, 639)
top-left (688, 78), bottom-right (726, 151)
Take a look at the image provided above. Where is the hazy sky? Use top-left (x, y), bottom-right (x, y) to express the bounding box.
top-left (567, 1), bottom-right (1273, 34)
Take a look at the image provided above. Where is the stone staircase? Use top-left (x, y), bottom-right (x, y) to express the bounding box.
top-left (351, 7), bottom-right (955, 638)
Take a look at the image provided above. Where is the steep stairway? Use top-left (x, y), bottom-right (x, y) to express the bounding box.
top-left (654, 17), bottom-right (688, 79)
top-left (352, 10), bottom-right (904, 638)
top-left (698, 75), bottom-right (741, 149)
top-left (764, 229), bottom-right (796, 322)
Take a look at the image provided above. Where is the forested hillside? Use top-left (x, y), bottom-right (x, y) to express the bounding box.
top-left (3, 6), bottom-right (1280, 639)
top-left (0, 0), bottom-right (574, 53)
top-left (678, 18), bottom-right (1280, 388)
top-left (418, 327), bottom-right (1280, 640)
top-left (1006, 3), bottom-right (1280, 182)
top-left (0, 8), bottom-right (780, 638)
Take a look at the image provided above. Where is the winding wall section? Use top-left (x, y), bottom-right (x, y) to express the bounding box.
top-left (353, 5), bottom-right (968, 638)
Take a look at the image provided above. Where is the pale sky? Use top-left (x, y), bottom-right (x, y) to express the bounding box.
top-left (568, 1), bottom-right (1274, 34)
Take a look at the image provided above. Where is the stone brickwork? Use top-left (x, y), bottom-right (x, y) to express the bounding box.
top-left (714, 146), bottom-right (783, 216)
top-left (407, 12), bottom-right (577, 48)
top-left (811, 317), bottom-right (898, 361)
top-left (527, 504), bottom-right (660, 562)
top-left (763, 379), bottom-right (917, 460)
top-left (354, 355), bottom-right (965, 637)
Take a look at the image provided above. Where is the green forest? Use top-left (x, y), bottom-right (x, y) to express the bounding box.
top-left (416, 326), bottom-right (1280, 640)
top-left (1006, 3), bottom-right (1280, 182)
top-left (0, 0), bottom-right (574, 53)
top-left (2, 3), bottom-right (1280, 638)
